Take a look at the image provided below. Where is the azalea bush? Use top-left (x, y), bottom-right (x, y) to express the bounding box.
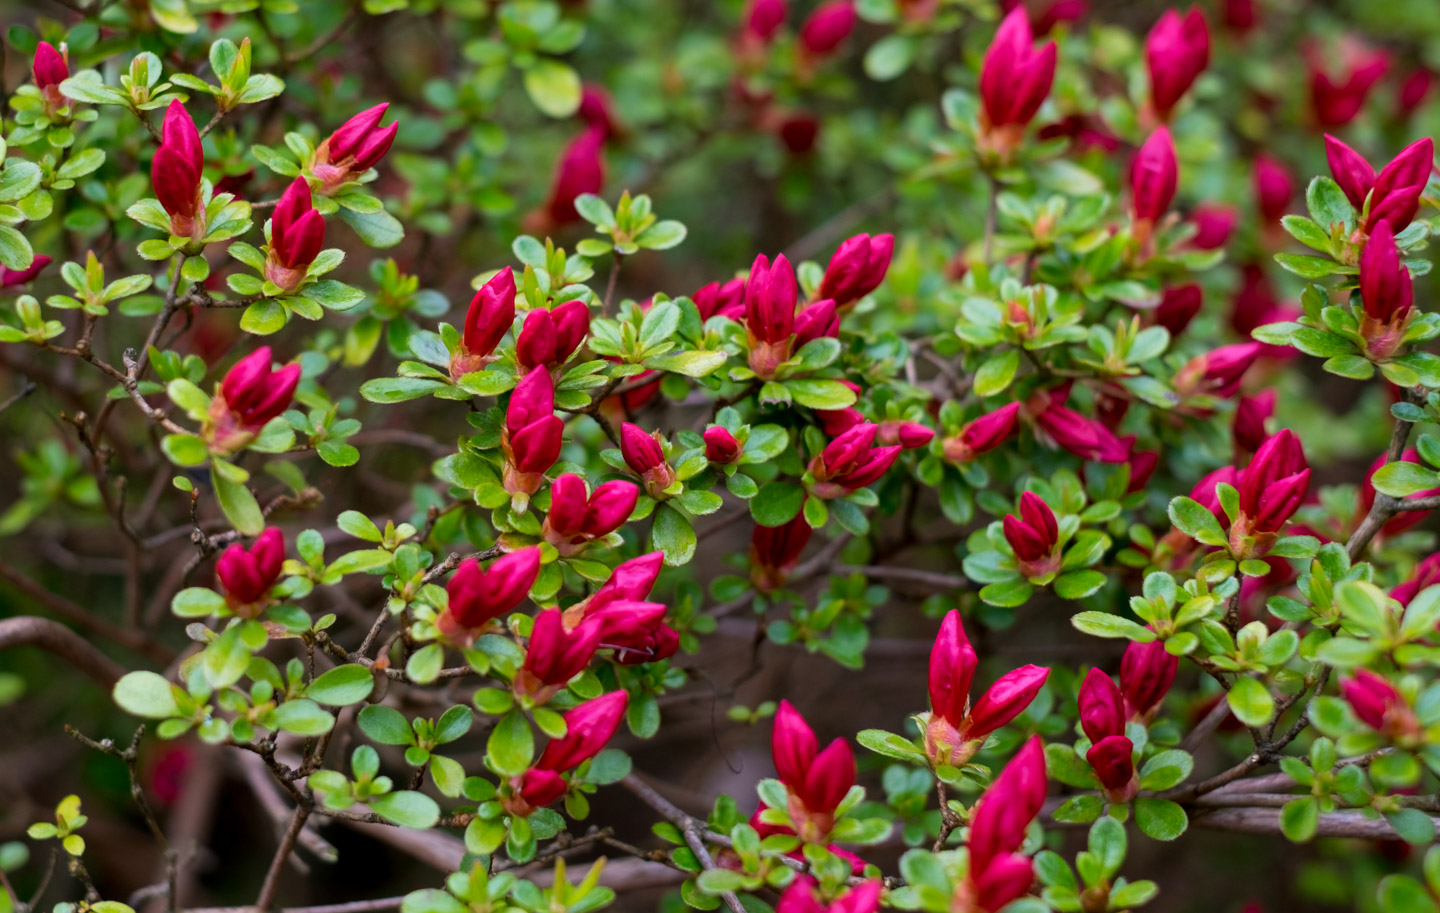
top-left (6, 1), bottom-right (1440, 913)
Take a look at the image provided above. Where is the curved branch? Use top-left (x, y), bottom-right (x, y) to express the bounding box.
top-left (0, 616), bottom-right (127, 688)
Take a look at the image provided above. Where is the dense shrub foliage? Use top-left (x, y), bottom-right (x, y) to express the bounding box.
top-left (5, 1), bottom-right (1440, 913)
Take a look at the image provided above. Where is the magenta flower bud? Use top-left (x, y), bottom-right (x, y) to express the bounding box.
top-left (943, 402), bottom-right (1021, 463)
top-left (620, 423), bottom-right (677, 498)
top-left (264, 177), bottom-right (324, 292)
top-left (438, 548), bottom-right (542, 639)
top-left (453, 267), bottom-right (517, 378)
top-left (33, 41), bottom-right (68, 108)
top-left (1392, 553), bottom-right (1440, 607)
top-left (1325, 135), bottom-right (1432, 234)
top-left (817, 233), bottom-right (894, 311)
top-left (817, 403), bottom-right (865, 438)
top-left (704, 426), bottom-right (743, 464)
top-left (578, 84), bottom-right (618, 140)
top-left (516, 300), bottom-right (590, 371)
top-left (974, 854), bottom-right (1036, 913)
top-left (694, 277), bottom-right (747, 321)
top-left (504, 367), bottom-right (564, 490)
top-left (798, 1), bottom-right (855, 58)
top-left (1188, 204), bottom-right (1237, 250)
top-left (1130, 126), bottom-right (1178, 226)
top-left (1079, 667), bottom-right (1126, 743)
top-left (1229, 429), bottom-right (1309, 552)
top-left (1154, 284), bottom-right (1202, 337)
top-left (216, 527), bottom-right (285, 616)
top-left (808, 424), bottom-right (902, 499)
top-left (1120, 639), bottom-right (1179, 721)
top-left (1325, 134), bottom-right (1377, 212)
top-left (1003, 491), bottom-right (1060, 578)
top-left (751, 515), bottom-right (812, 592)
top-left (1254, 155), bottom-right (1294, 224)
top-left (743, 0), bottom-right (788, 44)
top-left (745, 253), bottom-right (800, 376)
top-left (1175, 342), bottom-right (1262, 400)
top-left (778, 878), bottom-right (882, 913)
top-left (793, 298), bottom-right (839, 348)
top-left (964, 665), bottom-right (1050, 741)
top-left (1145, 7), bottom-right (1210, 121)
top-left (545, 127), bottom-right (606, 227)
top-left (1358, 220), bottom-right (1415, 358)
top-left (536, 690), bottom-right (629, 773)
top-left (519, 610), bottom-right (603, 695)
top-left (1222, 0), bottom-right (1256, 34)
top-left (878, 420), bottom-right (935, 450)
top-left (612, 621), bottom-right (680, 666)
top-left (543, 475), bottom-right (639, 555)
top-left (509, 768), bottom-right (567, 814)
top-left (1086, 734), bottom-right (1137, 801)
top-left (587, 552), bottom-right (665, 614)
top-left (1341, 669), bottom-right (1419, 741)
top-left (967, 736), bottom-right (1047, 874)
top-left (928, 610), bottom-right (979, 727)
top-left (152, 100), bottom-right (204, 236)
top-left (2, 254), bottom-right (53, 288)
top-left (216, 346), bottom-right (301, 437)
top-left (772, 700), bottom-right (855, 838)
top-left (1122, 439), bottom-right (1159, 494)
top-left (1397, 69), bottom-right (1433, 118)
top-left (1190, 465), bottom-right (1238, 522)
top-left (1232, 390), bottom-right (1275, 455)
top-left (1308, 40), bottom-right (1389, 129)
top-left (978, 7), bottom-right (1057, 143)
top-left (313, 103), bottom-right (397, 193)
top-left (1034, 398), bottom-right (1128, 463)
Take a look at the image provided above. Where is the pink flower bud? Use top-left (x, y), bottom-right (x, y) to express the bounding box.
top-left (516, 300), bottom-right (590, 371)
top-left (878, 420), bottom-right (935, 450)
top-left (772, 700), bottom-right (854, 836)
top-left (798, 1), bottom-right (855, 58)
top-left (1230, 264), bottom-right (1279, 338)
top-left (1308, 39), bottom-right (1388, 129)
top-left (2, 254), bottom-right (52, 288)
top-left (578, 84), bottom-right (619, 140)
top-left (620, 423), bottom-right (677, 498)
top-left (587, 552), bottom-right (665, 613)
top-left (778, 878), bottom-right (882, 913)
top-left (1190, 465), bottom-right (1238, 522)
top-left (1233, 429), bottom-right (1309, 544)
top-left (745, 253), bottom-right (800, 375)
top-left (455, 268), bottom-right (517, 376)
top-left (979, 7), bottom-right (1057, 142)
top-left (1253, 154), bottom-right (1294, 224)
top-left (808, 424), bottom-right (902, 499)
top-left (1121, 639), bottom-right (1178, 720)
top-left (439, 548), bottom-right (541, 636)
top-left (536, 690), bottom-right (629, 772)
top-left (1397, 69), bottom-right (1433, 119)
top-left (33, 41), bottom-right (68, 94)
top-left (694, 277), bottom-right (747, 321)
top-left (1086, 734), bottom-right (1137, 800)
top-left (817, 233), bottom-right (894, 310)
top-left (504, 367), bottom-right (564, 487)
top-left (543, 475), bottom-right (639, 555)
top-left (505, 768), bottom-right (567, 815)
top-left (1358, 220), bottom-right (1415, 358)
top-left (545, 127), bottom-right (606, 226)
top-left (611, 622), bottom-right (680, 666)
top-left (1130, 126), bottom-right (1178, 226)
top-left (1003, 491), bottom-right (1060, 577)
top-left (1342, 669), bottom-right (1415, 738)
top-left (1221, 0), bottom-right (1255, 33)
top-left (1175, 342), bottom-right (1262, 400)
top-left (778, 113), bottom-right (821, 155)
top-left (216, 527), bottom-right (285, 616)
top-left (1122, 438), bottom-right (1159, 494)
top-left (928, 610), bottom-right (978, 727)
top-left (1392, 553), bottom-right (1440, 607)
top-left (704, 426), bottom-right (743, 464)
top-left (743, 0), bottom-right (788, 44)
top-left (1079, 667), bottom-right (1126, 743)
top-left (217, 346), bottom-right (301, 433)
top-left (793, 298), bottom-right (840, 348)
top-left (1188, 204), bottom-right (1237, 250)
top-left (1154, 284), bottom-right (1202, 337)
top-left (265, 177), bottom-right (325, 291)
top-left (967, 736), bottom-right (1046, 874)
top-left (751, 515), bottom-right (812, 591)
top-left (964, 665), bottom-right (1050, 741)
top-left (153, 100), bottom-right (204, 236)
top-left (313, 103), bottom-right (397, 193)
top-left (974, 853), bottom-right (1036, 913)
top-left (1034, 401), bottom-right (1128, 463)
top-left (943, 402), bottom-right (1021, 463)
top-left (1145, 7), bottom-right (1210, 121)
top-left (519, 609), bottom-right (602, 695)
top-left (1232, 390), bottom-right (1275, 456)
top-left (1368, 138), bottom-right (1433, 233)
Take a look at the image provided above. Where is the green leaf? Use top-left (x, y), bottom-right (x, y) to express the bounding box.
top-left (1227, 676), bottom-right (1275, 727)
top-left (212, 469), bottom-right (264, 535)
top-left (1133, 797), bottom-right (1187, 841)
top-left (635, 220), bottom-right (687, 250)
top-left (487, 710), bottom-right (533, 777)
top-left (973, 350), bottom-right (1020, 396)
top-left (522, 59), bottom-right (582, 118)
top-left (750, 482), bottom-right (804, 526)
top-left (307, 665), bottom-right (375, 706)
top-left (1275, 253), bottom-right (1346, 279)
top-left (113, 672), bottom-right (180, 719)
top-left (1167, 496), bottom-right (1223, 541)
top-left (1281, 797), bottom-right (1318, 843)
top-left (161, 434), bottom-right (210, 467)
top-left (0, 225), bottom-right (33, 271)
top-left (370, 791), bottom-right (440, 829)
top-left (1306, 176), bottom-right (1354, 229)
top-left (271, 698), bottom-right (335, 736)
top-left (1053, 570), bottom-right (1105, 600)
top-left (240, 298), bottom-right (288, 335)
top-left (786, 379), bottom-right (858, 410)
top-left (863, 34), bottom-right (916, 81)
top-left (358, 705), bottom-right (415, 746)
top-left (337, 206), bottom-right (405, 249)
top-left (1373, 461), bottom-right (1440, 497)
top-left (1070, 612), bottom-right (1156, 641)
top-left (171, 587), bottom-right (226, 618)
top-left (652, 503), bottom-right (697, 566)
top-left (360, 377), bottom-right (448, 403)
